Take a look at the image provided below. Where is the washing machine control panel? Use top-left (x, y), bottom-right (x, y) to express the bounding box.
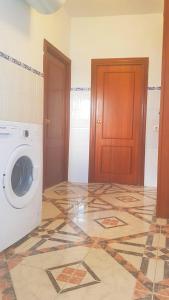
top-left (0, 126), bottom-right (17, 137)
top-left (0, 126), bottom-right (30, 140)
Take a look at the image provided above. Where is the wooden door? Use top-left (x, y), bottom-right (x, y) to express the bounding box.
top-left (89, 58), bottom-right (148, 185)
top-left (43, 40), bottom-right (71, 189)
top-left (157, 0), bottom-right (169, 218)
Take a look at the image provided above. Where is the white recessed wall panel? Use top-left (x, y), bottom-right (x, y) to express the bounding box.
top-left (68, 90), bottom-right (90, 183)
top-left (144, 90), bottom-right (161, 187)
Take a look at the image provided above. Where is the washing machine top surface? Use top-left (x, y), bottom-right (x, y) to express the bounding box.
top-left (0, 121), bottom-right (42, 143)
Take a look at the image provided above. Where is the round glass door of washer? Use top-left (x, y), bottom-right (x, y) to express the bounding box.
top-left (11, 156), bottom-right (33, 197)
top-left (3, 146), bottom-right (39, 208)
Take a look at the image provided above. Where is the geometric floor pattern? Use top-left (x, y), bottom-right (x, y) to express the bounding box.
top-left (0, 182), bottom-right (169, 299)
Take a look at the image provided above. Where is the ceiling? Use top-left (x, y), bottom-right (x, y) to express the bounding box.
top-left (64, 0), bottom-right (163, 17)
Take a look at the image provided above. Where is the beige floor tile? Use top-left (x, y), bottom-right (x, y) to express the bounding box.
top-left (108, 241), bottom-right (145, 254)
top-left (152, 233), bottom-right (161, 248)
top-left (37, 240), bottom-right (69, 250)
top-left (101, 192), bottom-right (156, 209)
top-left (20, 246), bottom-right (90, 270)
top-left (44, 219), bottom-right (66, 231)
top-left (146, 258), bottom-right (157, 283)
top-left (14, 237), bottom-right (42, 254)
top-left (1, 182), bottom-right (167, 300)
top-left (73, 209), bottom-right (150, 239)
top-left (57, 283), bottom-right (117, 300)
top-left (125, 236), bottom-right (148, 245)
top-left (155, 218), bottom-right (168, 226)
top-left (58, 248), bottom-right (137, 300)
top-left (10, 264), bottom-right (60, 300)
top-left (154, 259), bottom-right (165, 284)
top-left (44, 184), bottom-right (88, 200)
top-left (158, 233), bottom-right (168, 249)
top-left (42, 201), bottom-right (61, 219)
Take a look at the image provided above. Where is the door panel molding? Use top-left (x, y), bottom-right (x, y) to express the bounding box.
top-left (102, 70), bottom-right (135, 140)
top-left (100, 146), bottom-right (132, 175)
top-left (89, 58), bottom-right (148, 184)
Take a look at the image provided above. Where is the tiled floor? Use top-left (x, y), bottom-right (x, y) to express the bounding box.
top-left (0, 182), bottom-right (169, 300)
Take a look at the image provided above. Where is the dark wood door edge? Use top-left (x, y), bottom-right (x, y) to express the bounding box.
top-left (44, 39), bottom-right (71, 64)
top-left (89, 57), bottom-right (149, 185)
top-left (43, 39), bottom-right (71, 190)
top-left (157, 1), bottom-right (169, 218)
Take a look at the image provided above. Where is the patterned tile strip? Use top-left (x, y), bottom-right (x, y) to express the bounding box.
top-left (0, 50), bottom-right (43, 77)
top-left (0, 50), bottom-right (161, 91)
top-left (71, 87), bottom-right (161, 91)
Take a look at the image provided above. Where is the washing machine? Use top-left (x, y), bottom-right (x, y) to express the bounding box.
top-left (0, 121), bottom-right (43, 252)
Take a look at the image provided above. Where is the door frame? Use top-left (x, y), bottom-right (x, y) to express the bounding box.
top-left (89, 57), bottom-right (149, 184)
top-left (43, 39), bottom-right (71, 189)
top-left (157, 0), bottom-right (169, 218)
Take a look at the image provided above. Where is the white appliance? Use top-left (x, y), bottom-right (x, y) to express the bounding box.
top-left (0, 121), bottom-right (43, 251)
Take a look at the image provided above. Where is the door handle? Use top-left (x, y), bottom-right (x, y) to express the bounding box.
top-left (45, 118), bottom-right (51, 125)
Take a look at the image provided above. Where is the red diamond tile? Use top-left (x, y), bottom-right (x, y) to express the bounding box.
top-left (74, 269), bottom-right (86, 277)
top-left (102, 219), bottom-right (119, 226)
top-left (56, 267), bottom-right (86, 285)
top-left (69, 276), bottom-right (84, 285)
top-left (56, 273), bottom-right (70, 283)
top-left (62, 267), bottom-right (75, 275)
top-left (96, 216), bottom-right (126, 228)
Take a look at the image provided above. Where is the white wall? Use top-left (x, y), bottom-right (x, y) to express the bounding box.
top-left (68, 14), bottom-right (163, 186)
top-left (69, 89), bottom-right (91, 182)
top-left (0, 0), bottom-right (70, 124)
top-left (145, 90), bottom-right (160, 186)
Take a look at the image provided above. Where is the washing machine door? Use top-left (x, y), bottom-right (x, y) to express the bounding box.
top-left (3, 145), bottom-right (39, 209)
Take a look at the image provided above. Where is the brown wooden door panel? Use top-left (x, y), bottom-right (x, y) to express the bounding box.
top-left (100, 146), bottom-right (132, 174)
top-left (101, 68), bottom-right (135, 139)
top-left (89, 58), bottom-right (148, 185)
top-left (44, 40), bottom-right (71, 189)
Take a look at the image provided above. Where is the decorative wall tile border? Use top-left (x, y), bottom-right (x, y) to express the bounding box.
top-left (148, 86), bottom-right (161, 91)
top-left (71, 87), bottom-right (161, 91)
top-left (71, 88), bottom-right (91, 92)
top-left (0, 51), bottom-right (43, 77)
top-left (0, 50), bottom-right (162, 89)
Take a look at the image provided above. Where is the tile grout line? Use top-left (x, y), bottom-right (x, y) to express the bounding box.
top-left (0, 50), bottom-right (43, 77)
top-left (152, 223), bottom-right (162, 298)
